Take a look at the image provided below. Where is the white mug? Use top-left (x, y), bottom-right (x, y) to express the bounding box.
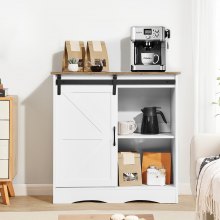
top-left (118, 121), bottom-right (137, 135)
top-left (141, 53), bottom-right (160, 65)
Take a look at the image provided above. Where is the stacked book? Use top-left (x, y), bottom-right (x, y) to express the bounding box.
top-left (0, 79), bottom-right (8, 97)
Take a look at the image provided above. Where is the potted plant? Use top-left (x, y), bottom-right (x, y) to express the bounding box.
top-left (68, 58), bottom-right (79, 72)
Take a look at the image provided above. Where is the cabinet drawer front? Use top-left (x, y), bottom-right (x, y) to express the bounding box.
top-left (0, 101), bottom-right (9, 120)
top-left (0, 140), bottom-right (9, 159)
top-left (0, 160), bottom-right (9, 179)
top-left (0, 121), bottom-right (9, 139)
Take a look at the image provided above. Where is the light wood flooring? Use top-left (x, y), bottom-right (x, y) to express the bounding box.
top-left (0, 196), bottom-right (195, 212)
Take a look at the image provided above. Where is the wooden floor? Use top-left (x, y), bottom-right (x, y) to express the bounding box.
top-left (0, 195), bottom-right (195, 212)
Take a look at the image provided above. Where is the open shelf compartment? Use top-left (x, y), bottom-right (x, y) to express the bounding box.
top-left (117, 85), bottom-right (177, 189)
top-left (118, 86), bottom-right (176, 137)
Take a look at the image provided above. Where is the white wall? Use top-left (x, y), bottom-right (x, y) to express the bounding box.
top-left (0, 0), bottom-right (194, 194)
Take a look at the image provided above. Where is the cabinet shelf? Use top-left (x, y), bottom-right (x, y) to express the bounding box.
top-left (118, 133), bottom-right (175, 139)
top-left (51, 71), bottom-right (180, 75)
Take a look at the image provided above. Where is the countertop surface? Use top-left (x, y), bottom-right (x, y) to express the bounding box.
top-left (51, 71), bottom-right (180, 75)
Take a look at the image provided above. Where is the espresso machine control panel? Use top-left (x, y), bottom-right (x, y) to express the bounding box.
top-left (131, 26), bottom-right (165, 42)
top-left (130, 26), bottom-right (170, 72)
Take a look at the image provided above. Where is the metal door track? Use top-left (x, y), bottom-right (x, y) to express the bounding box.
top-left (55, 74), bottom-right (175, 95)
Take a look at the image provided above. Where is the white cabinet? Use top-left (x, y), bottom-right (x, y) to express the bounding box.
top-left (0, 100), bottom-right (10, 179)
top-left (0, 97), bottom-right (17, 182)
top-left (53, 73), bottom-right (178, 204)
top-left (54, 85), bottom-right (118, 187)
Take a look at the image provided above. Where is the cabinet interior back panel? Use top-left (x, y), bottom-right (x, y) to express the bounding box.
top-left (118, 88), bottom-right (173, 133)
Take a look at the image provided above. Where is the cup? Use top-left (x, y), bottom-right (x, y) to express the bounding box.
top-left (141, 53), bottom-right (160, 65)
top-left (118, 121), bottom-right (137, 135)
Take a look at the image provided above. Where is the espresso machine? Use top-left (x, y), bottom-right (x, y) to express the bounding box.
top-left (131, 26), bottom-right (170, 71)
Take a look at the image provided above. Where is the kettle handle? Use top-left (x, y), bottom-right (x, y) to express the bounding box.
top-left (157, 110), bottom-right (167, 124)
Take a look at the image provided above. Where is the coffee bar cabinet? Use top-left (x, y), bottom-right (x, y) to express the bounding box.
top-left (0, 96), bottom-right (17, 205)
top-left (53, 72), bottom-right (179, 204)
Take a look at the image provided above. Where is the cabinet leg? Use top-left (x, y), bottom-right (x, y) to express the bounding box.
top-left (0, 183), bottom-right (10, 205)
top-left (7, 182), bottom-right (15, 197)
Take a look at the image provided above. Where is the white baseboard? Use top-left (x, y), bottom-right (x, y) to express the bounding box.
top-left (14, 183), bottom-right (192, 196)
top-left (14, 184), bottom-right (53, 196)
top-left (178, 183), bottom-right (192, 195)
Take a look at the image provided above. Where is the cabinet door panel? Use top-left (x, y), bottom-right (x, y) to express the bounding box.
top-left (54, 86), bottom-right (117, 187)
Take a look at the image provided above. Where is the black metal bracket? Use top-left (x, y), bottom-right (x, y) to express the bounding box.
top-left (56, 75), bottom-right (61, 95)
top-left (55, 74), bottom-right (175, 95)
top-left (112, 75), bottom-right (117, 95)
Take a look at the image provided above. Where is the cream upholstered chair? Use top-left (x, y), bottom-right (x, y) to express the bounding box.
top-left (190, 134), bottom-right (220, 220)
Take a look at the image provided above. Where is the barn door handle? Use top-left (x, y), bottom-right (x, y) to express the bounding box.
top-left (113, 126), bottom-right (116, 146)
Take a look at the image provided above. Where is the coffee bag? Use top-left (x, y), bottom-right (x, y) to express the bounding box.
top-left (85, 41), bottom-right (109, 72)
top-left (118, 152), bottom-right (142, 186)
top-left (62, 41), bottom-right (85, 72)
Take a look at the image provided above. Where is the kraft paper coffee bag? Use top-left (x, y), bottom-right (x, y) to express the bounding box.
top-left (62, 41), bottom-right (85, 72)
top-left (84, 41), bottom-right (109, 72)
top-left (118, 152), bottom-right (142, 186)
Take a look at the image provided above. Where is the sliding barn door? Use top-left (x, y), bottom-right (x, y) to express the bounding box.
top-left (54, 85), bottom-right (117, 187)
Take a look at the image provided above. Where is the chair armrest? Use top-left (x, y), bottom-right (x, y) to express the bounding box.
top-left (190, 134), bottom-right (220, 195)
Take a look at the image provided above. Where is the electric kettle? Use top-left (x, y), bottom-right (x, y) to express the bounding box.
top-left (141, 107), bottom-right (167, 134)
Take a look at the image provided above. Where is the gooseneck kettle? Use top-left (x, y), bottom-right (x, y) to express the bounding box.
top-left (141, 107), bottom-right (167, 134)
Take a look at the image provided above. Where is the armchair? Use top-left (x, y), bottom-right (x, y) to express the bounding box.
top-left (190, 134), bottom-right (220, 220)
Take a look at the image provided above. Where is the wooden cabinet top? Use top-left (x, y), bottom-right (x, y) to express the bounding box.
top-left (51, 71), bottom-right (180, 76)
top-left (0, 96), bottom-right (17, 101)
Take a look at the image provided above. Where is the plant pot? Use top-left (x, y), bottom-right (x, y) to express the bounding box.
top-left (68, 64), bottom-right (79, 72)
top-left (90, 65), bottom-right (103, 72)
